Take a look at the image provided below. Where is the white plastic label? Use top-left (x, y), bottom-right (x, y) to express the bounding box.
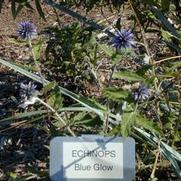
top-left (63, 142), bottom-right (123, 179)
top-left (50, 136), bottom-right (135, 181)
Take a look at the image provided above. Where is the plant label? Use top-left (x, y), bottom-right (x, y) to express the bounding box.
top-left (50, 135), bottom-right (135, 181)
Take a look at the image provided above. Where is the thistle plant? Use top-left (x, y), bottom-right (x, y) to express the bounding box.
top-left (17, 21), bottom-right (37, 40)
top-left (102, 28), bottom-right (136, 132)
top-left (108, 29), bottom-right (135, 85)
top-left (17, 21), bottom-right (44, 85)
top-left (0, 2), bottom-right (180, 179)
top-left (112, 29), bottom-right (135, 50)
top-left (17, 21), bottom-right (75, 136)
top-left (19, 82), bottom-right (38, 108)
top-left (20, 82), bottom-right (37, 99)
top-left (133, 85), bottom-right (150, 102)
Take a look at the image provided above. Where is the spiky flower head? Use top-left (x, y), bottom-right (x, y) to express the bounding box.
top-left (17, 21), bottom-right (37, 40)
top-left (133, 85), bottom-right (150, 102)
top-left (112, 29), bottom-right (134, 50)
top-left (20, 82), bottom-right (37, 98)
top-left (19, 82), bottom-right (38, 108)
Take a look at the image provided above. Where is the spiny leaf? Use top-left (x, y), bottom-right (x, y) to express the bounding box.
top-left (48, 87), bottom-right (63, 110)
top-left (135, 113), bottom-right (161, 136)
top-left (113, 71), bottom-right (145, 82)
top-left (115, 111), bottom-right (161, 137)
top-left (70, 112), bottom-right (102, 128)
top-left (103, 87), bottom-right (130, 101)
top-left (111, 53), bottom-right (123, 63)
top-left (42, 81), bottom-right (56, 94)
top-left (121, 111), bottom-right (136, 137)
top-left (136, 64), bottom-right (152, 76)
top-left (99, 44), bottom-right (114, 57)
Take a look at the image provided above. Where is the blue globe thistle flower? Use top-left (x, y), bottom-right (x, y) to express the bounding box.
top-left (134, 85), bottom-right (150, 102)
top-left (17, 21), bottom-right (37, 40)
top-left (112, 29), bottom-right (134, 50)
top-left (20, 82), bottom-right (37, 99)
top-left (19, 82), bottom-right (38, 108)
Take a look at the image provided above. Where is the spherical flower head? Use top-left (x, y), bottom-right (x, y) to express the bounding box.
top-left (20, 82), bottom-right (37, 99)
top-left (134, 85), bottom-right (150, 102)
top-left (17, 21), bottom-right (37, 40)
top-left (19, 82), bottom-right (38, 109)
top-left (112, 29), bottom-right (134, 50)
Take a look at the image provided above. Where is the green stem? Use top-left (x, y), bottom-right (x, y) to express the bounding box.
top-left (104, 64), bottom-right (117, 133)
top-left (28, 39), bottom-right (45, 86)
top-left (36, 97), bottom-right (76, 136)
